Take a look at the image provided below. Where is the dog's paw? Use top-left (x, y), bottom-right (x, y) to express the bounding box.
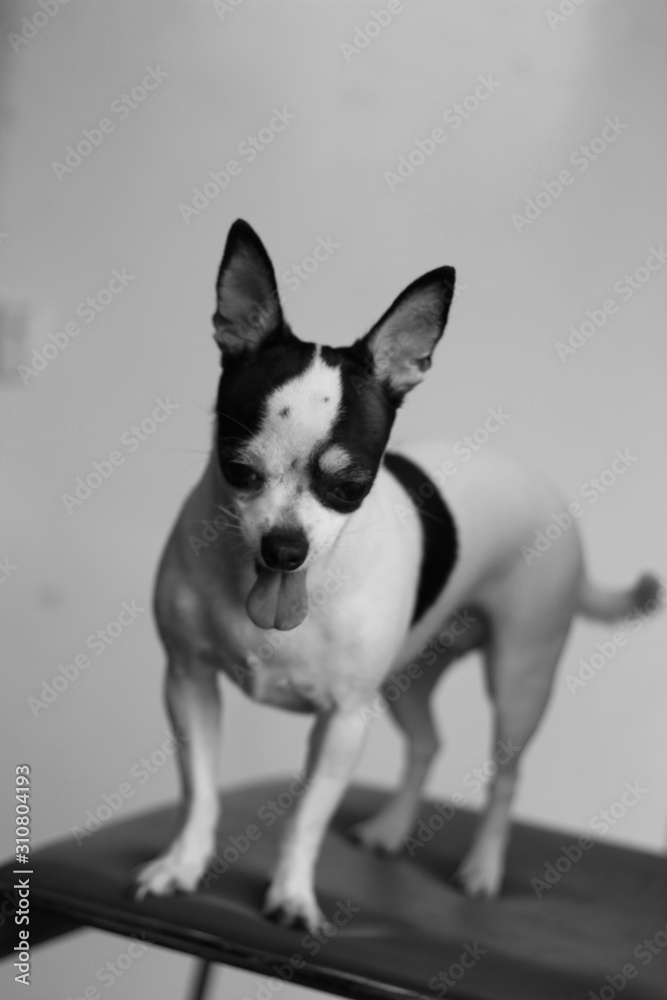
top-left (347, 813), bottom-right (408, 855)
top-left (453, 853), bottom-right (503, 898)
top-left (134, 843), bottom-right (211, 900)
top-left (263, 885), bottom-right (331, 935)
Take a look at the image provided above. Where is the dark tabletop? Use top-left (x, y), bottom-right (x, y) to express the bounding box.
top-left (1, 780), bottom-right (666, 1000)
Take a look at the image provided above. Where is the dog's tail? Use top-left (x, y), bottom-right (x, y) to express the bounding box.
top-left (578, 573), bottom-right (663, 623)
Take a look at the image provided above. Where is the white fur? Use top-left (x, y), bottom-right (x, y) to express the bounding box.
top-left (319, 444), bottom-right (353, 475)
top-left (134, 227), bottom-right (658, 925)
top-left (136, 435), bottom-right (656, 928)
top-left (234, 350), bottom-right (349, 563)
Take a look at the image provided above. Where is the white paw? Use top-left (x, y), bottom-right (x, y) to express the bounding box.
top-left (134, 840), bottom-right (212, 899)
top-left (348, 810), bottom-right (411, 855)
top-left (454, 851), bottom-right (503, 898)
top-left (263, 883), bottom-right (331, 934)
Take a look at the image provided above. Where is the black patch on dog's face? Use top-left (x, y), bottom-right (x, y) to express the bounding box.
top-left (215, 328), bottom-right (316, 454)
top-left (214, 332), bottom-right (399, 519)
top-left (318, 343), bottom-right (397, 500)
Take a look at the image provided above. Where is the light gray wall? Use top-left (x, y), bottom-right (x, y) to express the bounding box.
top-left (2, 1), bottom-right (666, 997)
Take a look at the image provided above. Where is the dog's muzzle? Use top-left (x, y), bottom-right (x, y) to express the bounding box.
top-left (246, 529), bottom-right (310, 631)
top-left (260, 528), bottom-right (309, 572)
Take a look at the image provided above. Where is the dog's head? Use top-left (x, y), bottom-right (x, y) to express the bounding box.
top-left (213, 219), bottom-right (455, 630)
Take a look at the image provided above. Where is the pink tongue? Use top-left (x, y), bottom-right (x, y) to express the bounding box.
top-left (246, 568), bottom-right (309, 630)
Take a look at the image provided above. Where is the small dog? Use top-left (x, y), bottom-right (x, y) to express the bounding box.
top-left (135, 219), bottom-right (660, 931)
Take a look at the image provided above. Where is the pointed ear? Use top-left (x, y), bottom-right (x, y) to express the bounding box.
top-left (358, 267), bottom-right (456, 400)
top-left (213, 219), bottom-right (285, 356)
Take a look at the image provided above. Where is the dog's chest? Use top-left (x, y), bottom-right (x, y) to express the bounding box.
top-left (203, 573), bottom-right (385, 712)
top-left (240, 659), bottom-right (337, 712)
top-left (219, 620), bottom-right (365, 712)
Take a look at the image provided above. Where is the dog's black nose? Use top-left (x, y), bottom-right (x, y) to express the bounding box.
top-left (261, 529), bottom-right (309, 572)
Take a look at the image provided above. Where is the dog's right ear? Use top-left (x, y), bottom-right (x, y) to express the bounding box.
top-left (213, 220), bottom-right (284, 356)
top-left (355, 266), bottom-right (456, 403)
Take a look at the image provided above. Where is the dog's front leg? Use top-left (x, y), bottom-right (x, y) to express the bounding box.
top-left (264, 707), bottom-right (367, 932)
top-left (135, 658), bottom-right (221, 898)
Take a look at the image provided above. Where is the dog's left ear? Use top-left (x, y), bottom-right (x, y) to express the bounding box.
top-left (213, 219), bottom-right (284, 356)
top-left (357, 267), bottom-right (456, 400)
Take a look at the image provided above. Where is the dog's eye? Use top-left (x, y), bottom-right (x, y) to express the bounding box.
top-left (221, 461), bottom-right (262, 490)
top-left (328, 481), bottom-right (368, 504)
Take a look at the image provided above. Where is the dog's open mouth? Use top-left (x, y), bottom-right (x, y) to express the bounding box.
top-left (246, 566), bottom-right (309, 631)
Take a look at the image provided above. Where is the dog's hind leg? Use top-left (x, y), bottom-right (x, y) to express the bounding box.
top-left (134, 657), bottom-right (221, 897)
top-left (348, 609), bottom-right (488, 854)
top-left (348, 657), bottom-right (449, 854)
top-left (455, 624), bottom-right (569, 897)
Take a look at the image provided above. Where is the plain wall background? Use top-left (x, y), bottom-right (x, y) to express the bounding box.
top-left (1, 1), bottom-right (666, 997)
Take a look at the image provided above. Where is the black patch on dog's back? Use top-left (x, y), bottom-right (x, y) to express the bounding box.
top-left (383, 451), bottom-right (458, 626)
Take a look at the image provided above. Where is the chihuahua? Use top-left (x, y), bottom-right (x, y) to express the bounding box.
top-left (135, 219), bottom-right (659, 931)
